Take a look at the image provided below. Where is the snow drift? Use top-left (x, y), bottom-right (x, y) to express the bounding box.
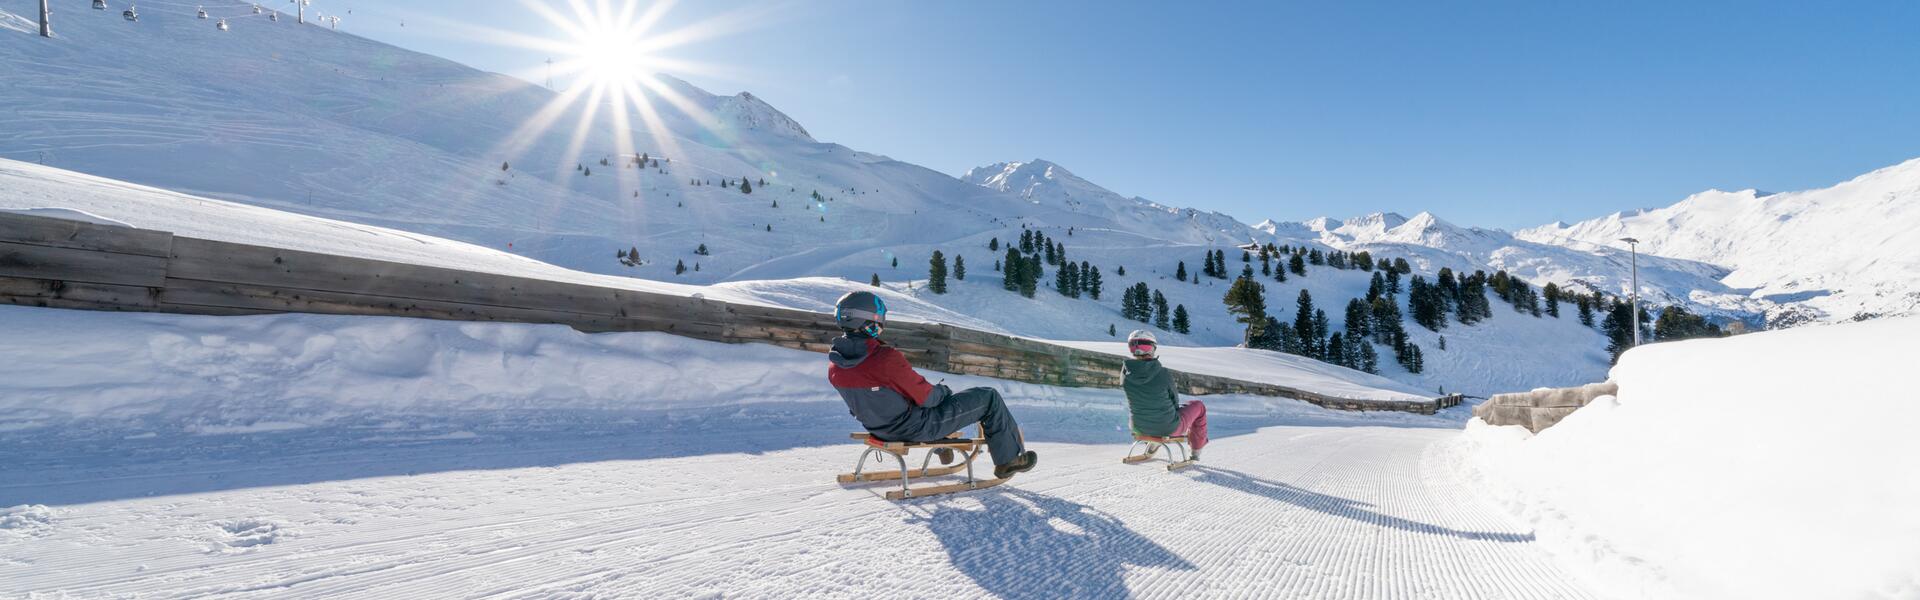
top-left (1463, 317), bottom-right (1920, 599)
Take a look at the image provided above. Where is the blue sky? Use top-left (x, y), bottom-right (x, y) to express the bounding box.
top-left (341, 0), bottom-right (1920, 229)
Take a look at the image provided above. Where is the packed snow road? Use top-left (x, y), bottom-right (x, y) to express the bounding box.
top-left (0, 404), bottom-right (1594, 599)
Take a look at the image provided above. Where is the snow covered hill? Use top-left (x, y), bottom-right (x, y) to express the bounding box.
top-left (1465, 315), bottom-right (1920, 600)
top-left (1518, 158), bottom-right (1920, 325)
top-left (1291, 211), bottom-right (1749, 319)
top-left (0, 1), bottom-right (1674, 395)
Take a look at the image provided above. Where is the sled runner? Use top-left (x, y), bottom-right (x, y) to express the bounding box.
top-left (1122, 434), bottom-right (1195, 471)
top-left (838, 430), bottom-right (1006, 500)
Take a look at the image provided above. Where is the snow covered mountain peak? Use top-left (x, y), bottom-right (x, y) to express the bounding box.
top-left (712, 90), bottom-right (814, 142)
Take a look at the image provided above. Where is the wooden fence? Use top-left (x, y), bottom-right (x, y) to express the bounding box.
top-left (0, 211), bottom-right (1456, 414)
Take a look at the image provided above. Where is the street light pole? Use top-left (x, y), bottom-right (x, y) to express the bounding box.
top-left (40, 0), bottom-right (52, 37)
top-left (1620, 237), bottom-right (1641, 347)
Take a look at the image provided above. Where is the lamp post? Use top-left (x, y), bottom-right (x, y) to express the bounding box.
top-left (1620, 237), bottom-right (1640, 348)
top-left (40, 0), bottom-right (51, 37)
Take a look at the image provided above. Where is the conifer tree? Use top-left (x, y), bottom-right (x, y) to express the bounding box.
top-left (1002, 248), bottom-right (1023, 292)
top-left (1110, 323), bottom-right (1117, 337)
top-left (1601, 300), bottom-right (1635, 362)
top-left (1289, 254), bottom-right (1307, 276)
top-left (1327, 333), bottom-right (1348, 368)
top-left (1020, 230), bottom-right (1034, 253)
top-left (675, 259), bottom-right (687, 275)
top-left (1543, 283), bottom-right (1562, 317)
top-left (891, 256), bottom-right (898, 269)
top-left (1293, 289), bottom-right (1316, 349)
top-left (1345, 298), bottom-right (1372, 340)
top-left (871, 273), bottom-right (881, 287)
top-left (1045, 240), bottom-right (1057, 265)
top-left (955, 256), bottom-right (966, 281)
top-left (1086, 265), bottom-right (1104, 300)
top-left (1312, 309), bottom-right (1331, 359)
top-left (1367, 272), bottom-right (1386, 302)
top-left (1177, 261), bottom-right (1188, 282)
top-left (1578, 296), bottom-right (1595, 327)
top-left (928, 251), bottom-right (949, 294)
top-left (990, 237), bottom-right (1000, 251)
top-left (1153, 291), bottom-right (1170, 329)
top-left (740, 179), bottom-right (752, 194)
top-left (1222, 276), bottom-right (1270, 344)
top-left (1173, 304), bottom-right (1190, 334)
top-left (501, 161), bottom-right (510, 171)
top-left (696, 243), bottom-right (709, 256)
top-left (1261, 253), bottom-right (1272, 276)
top-left (1242, 250), bottom-right (1251, 262)
top-left (1056, 261), bottom-right (1077, 297)
top-left (1019, 256), bottom-right (1041, 298)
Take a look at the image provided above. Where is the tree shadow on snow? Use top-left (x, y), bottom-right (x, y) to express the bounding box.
top-left (909, 488), bottom-right (1196, 599)
top-left (1186, 465), bottom-right (1534, 543)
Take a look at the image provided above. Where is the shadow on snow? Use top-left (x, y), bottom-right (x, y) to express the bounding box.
top-left (2, 399), bottom-right (1455, 506)
top-left (910, 488), bottom-right (1196, 600)
top-left (1186, 465), bottom-right (1534, 543)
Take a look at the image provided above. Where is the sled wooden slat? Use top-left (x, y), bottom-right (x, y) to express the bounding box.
top-left (835, 462), bottom-right (970, 483)
top-left (885, 477), bottom-right (1008, 501)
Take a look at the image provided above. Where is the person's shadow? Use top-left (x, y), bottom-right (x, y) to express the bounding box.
top-left (1187, 465), bottom-right (1534, 543)
top-left (910, 489), bottom-right (1196, 599)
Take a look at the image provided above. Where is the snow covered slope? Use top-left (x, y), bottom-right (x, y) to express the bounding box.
top-left (1519, 158), bottom-right (1920, 325)
top-left (1297, 211), bottom-right (1749, 319)
top-left (962, 159), bottom-right (1268, 245)
top-left (0, 1), bottom-right (1638, 395)
top-left (1465, 316), bottom-right (1920, 599)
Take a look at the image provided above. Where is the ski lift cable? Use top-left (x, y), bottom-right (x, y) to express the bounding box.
top-left (111, 0), bottom-right (336, 25)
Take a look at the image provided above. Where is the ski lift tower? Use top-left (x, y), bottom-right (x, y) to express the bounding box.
top-left (39, 0), bottom-right (51, 37)
top-left (297, 0), bottom-right (308, 24)
top-left (1620, 237), bottom-right (1641, 348)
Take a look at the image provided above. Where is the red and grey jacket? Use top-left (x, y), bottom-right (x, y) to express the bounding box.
top-left (827, 335), bottom-right (951, 430)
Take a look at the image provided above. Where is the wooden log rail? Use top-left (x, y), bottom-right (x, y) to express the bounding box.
top-left (0, 211), bottom-right (1453, 414)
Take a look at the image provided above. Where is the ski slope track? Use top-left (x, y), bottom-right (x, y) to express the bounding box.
top-left (1, 414), bottom-right (1593, 599)
top-left (0, 306), bottom-right (1597, 598)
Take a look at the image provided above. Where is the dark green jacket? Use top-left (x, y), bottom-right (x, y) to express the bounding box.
top-left (1122, 358), bottom-right (1180, 437)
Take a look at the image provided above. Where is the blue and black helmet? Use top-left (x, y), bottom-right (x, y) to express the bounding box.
top-left (834, 291), bottom-right (888, 337)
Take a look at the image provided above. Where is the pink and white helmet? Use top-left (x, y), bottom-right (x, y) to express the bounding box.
top-left (1127, 330), bottom-right (1158, 359)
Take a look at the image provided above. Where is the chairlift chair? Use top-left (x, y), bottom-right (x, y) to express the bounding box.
top-left (252, 3), bottom-right (261, 14)
top-left (216, 18), bottom-right (228, 31)
top-left (198, 6), bottom-right (207, 19)
top-left (122, 4), bottom-right (137, 21)
top-left (93, 0), bottom-right (107, 9)
top-left (268, 11), bottom-right (277, 21)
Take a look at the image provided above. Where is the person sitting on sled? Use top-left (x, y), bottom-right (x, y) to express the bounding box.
top-left (1121, 330), bottom-right (1208, 460)
top-left (827, 291), bottom-right (1039, 479)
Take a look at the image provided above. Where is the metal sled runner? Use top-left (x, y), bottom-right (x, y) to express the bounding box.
top-left (837, 430), bottom-right (1007, 500)
top-left (1122, 434), bottom-right (1195, 471)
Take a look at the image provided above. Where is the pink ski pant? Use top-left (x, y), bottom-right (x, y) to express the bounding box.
top-left (1174, 400), bottom-right (1208, 450)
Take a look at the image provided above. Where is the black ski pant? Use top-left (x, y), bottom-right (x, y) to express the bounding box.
top-left (870, 387), bottom-right (1025, 466)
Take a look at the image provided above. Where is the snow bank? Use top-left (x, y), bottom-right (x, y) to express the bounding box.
top-left (1462, 317), bottom-right (1920, 599)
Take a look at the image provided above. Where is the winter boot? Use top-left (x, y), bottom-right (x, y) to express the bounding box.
top-left (993, 451), bottom-right (1038, 479)
top-left (932, 447), bottom-right (958, 466)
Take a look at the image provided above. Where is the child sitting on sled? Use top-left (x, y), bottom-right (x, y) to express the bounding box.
top-left (1121, 330), bottom-right (1208, 460)
top-left (826, 291), bottom-right (1039, 480)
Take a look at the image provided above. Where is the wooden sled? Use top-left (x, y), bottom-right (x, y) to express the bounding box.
top-left (838, 429), bottom-right (1006, 500)
top-left (1122, 434), bottom-right (1195, 471)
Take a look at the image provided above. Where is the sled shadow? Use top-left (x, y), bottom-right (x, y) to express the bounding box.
top-left (1187, 465), bottom-right (1533, 543)
top-left (910, 489), bottom-right (1195, 600)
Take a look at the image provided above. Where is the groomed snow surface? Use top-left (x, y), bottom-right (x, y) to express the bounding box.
top-left (1464, 316), bottom-right (1920, 600)
top-left (0, 306), bottom-right (1595, 599)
